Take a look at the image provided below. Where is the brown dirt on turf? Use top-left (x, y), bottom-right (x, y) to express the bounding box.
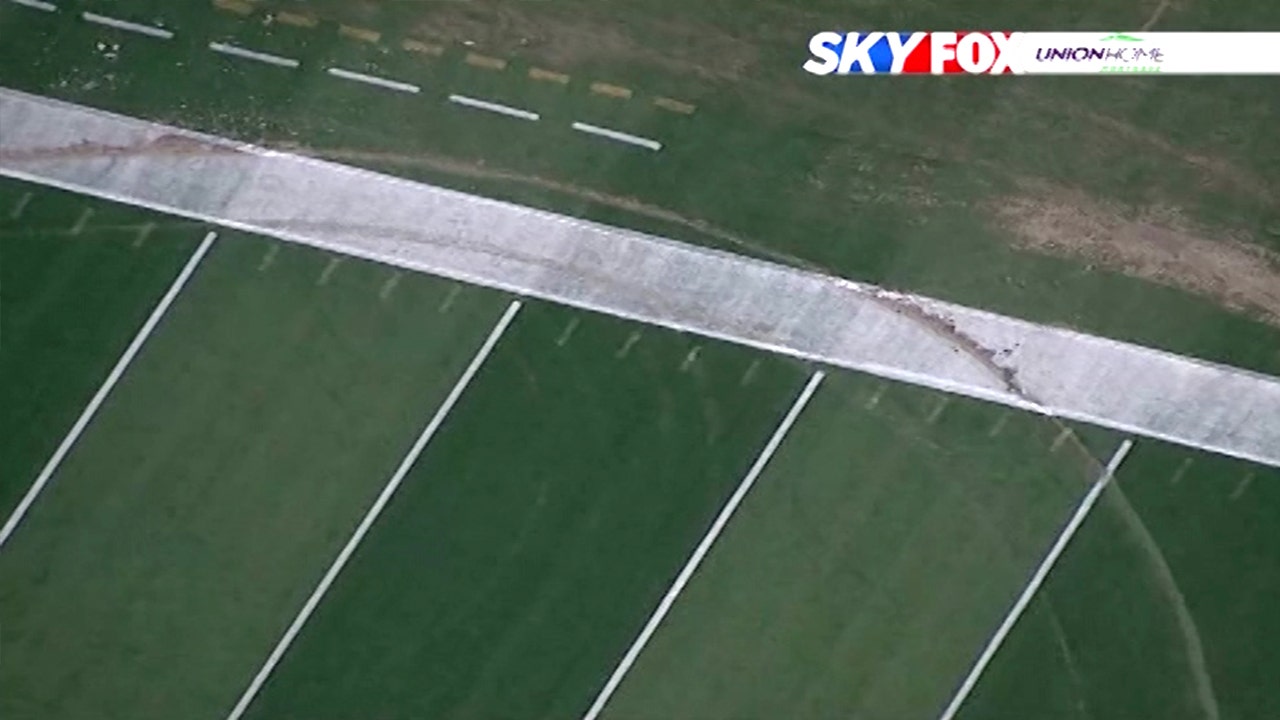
top-left (991, 184), bottom-right (1280, 327)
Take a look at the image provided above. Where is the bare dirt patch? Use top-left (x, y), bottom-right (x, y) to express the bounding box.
top-left (991, 184), bottom-right (1280, 327)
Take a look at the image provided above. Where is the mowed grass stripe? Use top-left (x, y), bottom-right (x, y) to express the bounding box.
top-left (0, 183), bottom-right (201, 520)
top-left (0, 235), bottom-right (507, 720)
top-left (583, 370), bottom-right (825, 720)
top-left (0, 232), bottom-right (216, 549)
top-left (240, 304), bottom-right (809, 720)
top-left (226, 300), bottom-right (522, 720)
top-left (954, 446), bottom-right (1280, 720)
top-left (599, 374), bottom-right (1112, 720)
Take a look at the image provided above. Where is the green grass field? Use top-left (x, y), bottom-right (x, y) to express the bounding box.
top-left (3, 1), bottom-right (1280, 718)
top-left (958, 444), bottom-right (1280, 720)
top-left (599, 374), bottom-right (1108, 719)
top-left (0, 179), bottom-right (201, 516)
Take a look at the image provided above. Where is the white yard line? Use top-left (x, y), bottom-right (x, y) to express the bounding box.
top-left (581, 370), bottom-right (825, 720)
top-left (209, 42), bottom-right (300, 69)
top-left (224, 299), bottom-right (522, 720)
top-left (571, 122), bottom-right (662, 151)
top-left (9, 0), bottom-right (56, 13)
top-left (448, 94), bottom-right (539, 121)
top-left (0, 231), bottom-right (217, 551)
top-left (326, 67), bottom-right (420, 94)
top-left (936, 437), bottom-right (1135, 720)
top-left (81, 11), bottom-right (174, 39)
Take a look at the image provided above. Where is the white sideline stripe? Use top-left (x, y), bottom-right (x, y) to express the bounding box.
top-left (581, 370), bottom-right (825, 720)
top-left (224, 299), bottom-right (522, 720)
top-left (81, 11), bottom-right (173, 39)
top-left (448, 94), bottom-right (539, 121)
top-left (10, 0), bottom-right (57, 12)
top-left (936, 437), bottom-right (1135, 720)
top-left (571, 122), bottom-right (662, 151)
top-left (209, 42), bottom-right (299, 69)
top-left (326, 67), bottom-right (419, 94)
top-left (0, 231), bottom-right (217, 551)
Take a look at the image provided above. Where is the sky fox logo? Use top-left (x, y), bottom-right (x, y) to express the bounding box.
top-left (803, 31), bottom-right (1024, 75)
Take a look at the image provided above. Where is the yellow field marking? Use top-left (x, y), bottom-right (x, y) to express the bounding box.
top-left (212, 0), bottom-right (255, 17)
top-left (654, 96), bottom-right (696, 115)
top-left (465, 52), bottom-right (507, 71)
top-left (590, 82), bottom-right (633, 99)
top-left (275, 10), bottom-right (318, 29)
top-left (339, 24), bottom-right (381, 44)
top-left (402, 38), bottom-right (445, 57)
top-left (528, 67), bottom-right (570, 85)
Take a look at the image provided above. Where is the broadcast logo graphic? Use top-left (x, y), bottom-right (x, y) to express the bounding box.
top-left (803, 31), bottom-right (1280, 75)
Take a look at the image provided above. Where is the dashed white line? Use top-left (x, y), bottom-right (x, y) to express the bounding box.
top-left (70, 207), bottom-right (93, 235)
top-left (0, 232), bottom-right (218, 551)
top-left (317, 256), bottom-right (342, 285)
top-left (9, 0), bottom-right (56, 13)
top-left (864, 383), bottom-right (887, 410)
top-left (987, 412), bottom-right (1010, 438)
top-left (326, 67), bottom-right (420, 94)
top-left (132, 221), bottom-right (155, 248)
top-left (209, 42), bottom-right (300, 69)
top-left (1229, 472), bottom-right (1255, 501)
top-left (571, 122), bottom-right (662, 151)
top-left (224, 300), bottom-right (522, 720)
top-left (936, 438), bottom-right (1135, 720)
top-left (679, 346), bottom-right (701, 372)
top-left (581, 370), bottom-right (824, 720)
top-left (1169, 457), bottom-right (1193, 484)
top-left (9, 191), bottom-right (32, 219)
top-left (438, 284), bottom-right (462, 314)
top-left (927, 396), bottom-right (950, 424)
top-left (448, 94), bottom-right (539, 121)
top-left (257, 243), bottom-right (279, 272)
top-left (81, 11), bottom-right (174, 39)
top-left (615, 330), bottom-right (641, 359)
top-left (1049, 426), bottom-right (1073, 452)
top-left (379, 271), bottom-right (402, 301)
top-left (555, 317), bottom-right (580, 347)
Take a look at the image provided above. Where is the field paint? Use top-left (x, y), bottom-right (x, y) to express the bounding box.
top-left (132, 221), bottom-right (155, 248)
top-left (987, 412), bottom-right (1010, 437)
top-left (209, 42), bottom-right (300, 69)
top-left (1229, 472), bottom-right (1255, 501)
top-left (448, 94), bottom-right (539, 121)
top-left (555, 317), bottom-right (580, 347)
top-left (438, 284), bottom-right (462, 313)
top-left (224, 300), bottom-right (521, 720)
top-left (379, 271), bottom-right (401, 301)
top-left (326, 67), bottom-right (420, 94)
top-left (571, 122), bottom-right (662, 151)
top-left (81, 12), bottom-right (174, 39)
top-left (864, 383), bottom-right (886, 410)
top-left (927, 396), bottom-right (950, 424)
top-left (70, 207), bottom-right (93, 235)
top-left (9, 0), bottom-right (56, 13)
top-left (1170, 457), bottom-right (1193, 484)
top-left (679, 346), bottom-right (701, 372)
top-left (317, 256), bottom-right (342, 285)
top-left (936, 437), bottom-right (1134, 720)
top-left (740, 359), bottom-right (761, 387)
top-left (616, 330), bottom-right (641, 359)
top-left (1050, 426), bottom-right (1073, 452)
top-left (0, 232), bottom-right (217, 551)
top-left (9, 191), bottom-right (32, 219)
top-left (581, 370), bottom-right (825, 720)
top-left (256, 243), bottom-right (279, 271)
